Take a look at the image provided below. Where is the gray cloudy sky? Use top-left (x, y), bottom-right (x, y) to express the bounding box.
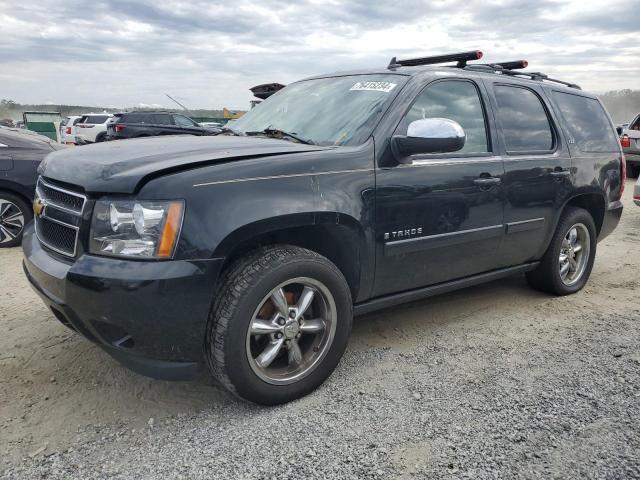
top-left (1, 0), bottom-right (638, 110)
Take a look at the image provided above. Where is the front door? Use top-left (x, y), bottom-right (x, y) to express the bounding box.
top-left (373, 78), bottom-right (505, 297)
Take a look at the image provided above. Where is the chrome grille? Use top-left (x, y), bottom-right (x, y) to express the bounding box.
top-left (36, 178), bottom-right (85, 214)
top-left (35, 177), bottom-right (86, 257)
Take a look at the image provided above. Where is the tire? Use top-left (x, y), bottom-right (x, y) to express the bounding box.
top-left (526, 206), bottom-right (597, 295)
top-left (627, 164), bottom-right (640, 179)
top-left (95, 132), bottom-right (107, 143)
top-left (0, 192), bottom-right (31, 248)
top-left (206, 245), bottom-right (353, 405)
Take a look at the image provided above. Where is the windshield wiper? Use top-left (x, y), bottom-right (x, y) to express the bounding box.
top-left (215, 126), bottom-right (241, 136)
top-left (245, 127), bottom-right (315, 145)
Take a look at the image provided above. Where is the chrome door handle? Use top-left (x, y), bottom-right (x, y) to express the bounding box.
top-left (473, 177), bottom-right (501, 185)
top-left (550, 169), bottom-right (571, 177)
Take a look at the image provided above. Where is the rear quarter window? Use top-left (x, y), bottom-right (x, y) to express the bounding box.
top-left (84, 115), bottom-right (110, 124)
top-left (123, 113), bottom-right (150, 123)
top-left (551, 91), bottom-right (619, 152)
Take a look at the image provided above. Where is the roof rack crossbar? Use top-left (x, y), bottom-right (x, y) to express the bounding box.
top-left (388, 50), bottom-right (483, 69)
top-left (465, 64), bottom-right (581, 90)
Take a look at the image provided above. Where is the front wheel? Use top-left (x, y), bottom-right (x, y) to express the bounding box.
top-left (206, 246), bottom-right (353, 405)
top-left (0, 192), bottom-right (31, 248)
top-left (526, 206), bottom-right (597, 295)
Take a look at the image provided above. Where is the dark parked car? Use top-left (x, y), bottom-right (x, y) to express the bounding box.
top-left (23, 51), bottom-right (624, 405)
top-left (620, 113), bottom-right (640, 177)
top-left (0, 127), bottom-right (65, 247)
top-left (106, 111), bottom-right (218, 140)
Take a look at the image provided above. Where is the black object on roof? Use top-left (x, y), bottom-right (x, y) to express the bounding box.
top-left (388, 50), bottom-right (483, 69)
top-left (386, 50), bottom-right (580, 89)
top-left (250, 83), bottom-right (286, 100)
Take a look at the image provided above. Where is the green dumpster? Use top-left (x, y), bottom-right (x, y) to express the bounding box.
top-left (23, 111), bottom-right (62, 141)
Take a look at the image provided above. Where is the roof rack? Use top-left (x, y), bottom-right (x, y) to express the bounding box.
top-left (387, 50), bottom-right (581, 90)
top-left (465, 63), bottom-right (581, 89)
top-left (388, 50), bottom-right (483, 69)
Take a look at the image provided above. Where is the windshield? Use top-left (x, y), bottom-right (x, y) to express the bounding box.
top-left (231, 74), bottom-right (406, 146)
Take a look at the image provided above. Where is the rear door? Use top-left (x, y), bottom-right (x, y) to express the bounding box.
top-left (483, 81), bottom-right (570, 267)
top-left (373, 77), bottom-right (505, 296)
top-left (151, 114), bottom-right (174, 135)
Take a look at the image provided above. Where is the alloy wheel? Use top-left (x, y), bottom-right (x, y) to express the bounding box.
top-left (559, 223), bottom-right (590, 286)
top-left (246, 277), bottom-right (337, 385)
top-left (0, 199), bottom-right (25, 244)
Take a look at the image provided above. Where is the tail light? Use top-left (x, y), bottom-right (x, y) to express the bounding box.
top-left (65, 127), bottom-right (71, 134)
top-left (621, 134), bottom-right (631, 148)
top-left (114, 124), bottom-right (126, 132)
top-left (619, 153), bottom-right (626, 199)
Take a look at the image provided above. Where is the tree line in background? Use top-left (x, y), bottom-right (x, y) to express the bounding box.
top-left (598, 90), bottom-right (640, 124)
top-left (2, 89), bottom-right (640, 126)
top-left (0, 99), bottom-right (224, 122)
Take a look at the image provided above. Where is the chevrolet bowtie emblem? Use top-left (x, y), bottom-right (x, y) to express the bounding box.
top-left (33, 198), bottom-right (45, 217)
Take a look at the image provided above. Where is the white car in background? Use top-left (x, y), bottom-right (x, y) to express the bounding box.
top-left (75, 113), bottom-right (113, 144)
top-left (59, 115), bottom-right (83, 144)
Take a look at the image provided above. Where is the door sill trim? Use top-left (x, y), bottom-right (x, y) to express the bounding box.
top-left (354, 262), bottom-right (539, 316)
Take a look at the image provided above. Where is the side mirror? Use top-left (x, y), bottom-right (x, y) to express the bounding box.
top-left (391, 118), bottom-right (465, 163)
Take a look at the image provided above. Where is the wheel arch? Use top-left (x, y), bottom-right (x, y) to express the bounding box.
top-left (562, 192), bottom-right (606, 236)
top-left (213, 212), bottom-right (369, 301)
top-left (0, 181), bottom-right (33, 207)
top-left (539, 190), bottom-right (606, 258)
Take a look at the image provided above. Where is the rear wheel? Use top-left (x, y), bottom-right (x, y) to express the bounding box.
top-left (95, 132), bottom-right (107, 143)
top-left (206, 245), bottom-right (352, 405)
top-left (526, 206), bottom-right (596, 295)
top-left (0, 192), bottom-right (31, 248)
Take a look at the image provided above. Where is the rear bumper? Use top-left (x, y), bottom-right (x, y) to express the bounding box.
top-left (599, 200), bottom-right (623, 241)
top-left (22, 224), bottom-right (224, 381)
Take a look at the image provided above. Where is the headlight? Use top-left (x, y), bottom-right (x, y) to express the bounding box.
top-left (90, 199), bottom-right (184, 259)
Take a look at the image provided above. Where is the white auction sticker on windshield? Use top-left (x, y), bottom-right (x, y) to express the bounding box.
top-left (350, 81), bottom-right (397, 93)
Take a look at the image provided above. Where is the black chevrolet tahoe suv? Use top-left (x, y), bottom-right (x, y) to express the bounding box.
top-left (23, 51), bottom-right (624, 405)
top-left (106, 111), bottom-right (217, 140)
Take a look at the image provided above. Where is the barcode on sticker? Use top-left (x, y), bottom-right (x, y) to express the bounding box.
top-left (350, 81), bottom-right (397, 93)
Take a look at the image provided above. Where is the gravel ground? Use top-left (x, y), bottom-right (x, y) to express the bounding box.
top-left (1, 180), bottom-right (640, 479)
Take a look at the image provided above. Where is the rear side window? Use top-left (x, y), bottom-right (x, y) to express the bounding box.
top-left (84, 115), bottom-right (109, 124)
top-left (551, 92), bottom-right (619, 152)
top-left (399, 79), bottom-right (489, 154)
top-left (494, 85), bottom-right (554, 152)
top-left (123, 113), bottom-right (150, 123)
top-left (152, 114), bottom-right (173, 125)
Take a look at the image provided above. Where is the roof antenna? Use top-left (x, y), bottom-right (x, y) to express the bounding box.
top-left (165, 93), bottom-right (190, 113)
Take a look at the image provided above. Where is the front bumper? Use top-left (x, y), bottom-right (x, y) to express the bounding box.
top-left (599, 200), bottom-right (623, 241)
top-left (22, 224), bottom-right (224, 381)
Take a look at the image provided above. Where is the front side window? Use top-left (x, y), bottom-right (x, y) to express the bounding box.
top-left (174, 115), bottom-right (197, 127)
top-left (230, 74), bottom-right (408, 146)
top-left (494, 85), bottom-right (554, 152)
top-left (399, 80), bottom-right (489, 154)
top-left (551, 91), bottom-right (620, 152)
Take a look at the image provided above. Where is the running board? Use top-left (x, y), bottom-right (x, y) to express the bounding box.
top-left (354, 262), bottom-right (539, 316)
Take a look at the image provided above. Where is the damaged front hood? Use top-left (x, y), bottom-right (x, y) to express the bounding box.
top-left (39, 135), bottom-right (330, 193)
